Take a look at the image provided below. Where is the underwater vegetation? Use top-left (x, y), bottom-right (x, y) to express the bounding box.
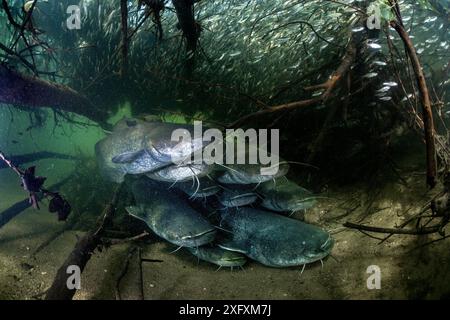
top-left (0, 0), bottom-right (449, 300)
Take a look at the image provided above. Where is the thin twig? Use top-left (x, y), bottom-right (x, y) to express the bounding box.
top-left (101, 232), bottom-right (150, 246)
top-left (115, 246), bottom-right (138, 300)
top-left (344, 221), bottom-right (442, 235)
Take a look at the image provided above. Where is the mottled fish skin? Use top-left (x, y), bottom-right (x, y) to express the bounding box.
top-left (95, 139), bottom-right (127, 183)
top-left (218, 207), bottom-right (333, 268)
top-left (128, 177), bottom-right (216, 248)
top-left (146, 162), bottom-right (213, 183)
top-left (135, 120), bottom-right (209, 164)
top-left (187, 246), bottom-right (247, 267)
top-left (217, 161), bottom-right (289, 185)
top-left (176, 177), bottom-right (221, 198)
top-left (258, 178), bottom-right (317, 213)
top-left (95, 118), bottom-right (163, 182)
top-left (95, 118), bottom-right (211, 182)
top-left (218, 188), bottom-right (258, 207)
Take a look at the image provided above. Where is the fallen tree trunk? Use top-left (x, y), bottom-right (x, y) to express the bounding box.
top-left (0, 64), bottom-right (108, 126)
top-left (45, 183), bottom-right (124, 300)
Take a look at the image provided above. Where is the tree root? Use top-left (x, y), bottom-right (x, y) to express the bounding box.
top-left (390, 5), bottom-right (437, 188)
top-left (344, 191), bottom-right (449, 237)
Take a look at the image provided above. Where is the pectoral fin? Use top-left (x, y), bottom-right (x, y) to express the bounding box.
top-left (148, 146), bottom-right (172, 163)
top-left (112, 150), bottom-right (146, 164)
top-left (125, 206), bottom-right (147, 222)
top-left (217, 238), bottom-right (247, 254)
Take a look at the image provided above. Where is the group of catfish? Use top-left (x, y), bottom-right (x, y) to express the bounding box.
top-left (95, 118), bottom-right (334, 270)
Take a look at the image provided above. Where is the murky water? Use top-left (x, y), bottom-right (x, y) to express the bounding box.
top-left (0, 0), bottom-right (449, 300)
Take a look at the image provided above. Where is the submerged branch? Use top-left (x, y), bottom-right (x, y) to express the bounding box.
top-left (229, 37), bottom-right (356, 128)
top-left (45, 184), bottom-right (125, 300)
top-left (172, 0), bottom-right (200, 53)
top-left (1, 0), bottom-right (22, 29)
top-left (120, 0), bottom-right (129, 78)
top-left (172, 0), bottom-right (200, 74)
top-left (101, 232), bottom-right (150, 247)
top-left (390, 5), bottom-right (437, 189)
top-left (0, 174), bottom-right (73, 229)
top-left (345, 191), bottom-right (450, 238)
top-left (115, 246), bottom-right (138, 300)
top-left (0, 64), bottom-right (109, 127)
top-left (229, 98), bottom-right (320, 128)
top-left (343, 221), bottom-right (442, 235)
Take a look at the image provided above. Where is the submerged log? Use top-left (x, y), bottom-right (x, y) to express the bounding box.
top-left (0, 64), bottom-right (109, 126)
top-left (45, 183), bottom-right (124, 300)
top-left (0, 197), bottom-right (36, 229)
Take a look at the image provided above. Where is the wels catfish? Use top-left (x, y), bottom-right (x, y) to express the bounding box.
top-left (258, 178), bottom-right (318, 213)
top-left (127, 177), bottom-right (216, 247)
top-left (218, 207), bottom-right (333, 268)
top-left (139, 123), bottom-right (206, 165)
top-left (217, 161), bottom-right (289, 185)
top-left (95, 118), bottom-right (209, 182)
top-left (146, 162), bottom-right (213, 183)
top-left (215, 142), bottom-right (290, 185)
top-left (175, 177), bottom-right (221, 199)
top-left (218, 186), bottom-right (258, 207)
top-left (187, 246), bottom-right (247, 269)
top-left (95, 118), bottom-right (164, 182)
